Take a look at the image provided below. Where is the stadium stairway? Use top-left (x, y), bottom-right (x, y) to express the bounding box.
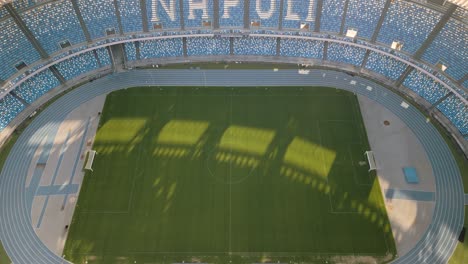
top-left (0, 69), bottom-right (463, 264)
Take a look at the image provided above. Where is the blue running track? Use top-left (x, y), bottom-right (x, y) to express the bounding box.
top-left (0, 69), bottom-right (463, 263)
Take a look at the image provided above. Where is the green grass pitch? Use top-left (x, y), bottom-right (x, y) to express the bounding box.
top-left (63, 86), bottom-right (396, 264)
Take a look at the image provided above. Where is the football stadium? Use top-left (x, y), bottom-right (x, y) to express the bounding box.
top-left (0, 0), bottom-right (466, 263)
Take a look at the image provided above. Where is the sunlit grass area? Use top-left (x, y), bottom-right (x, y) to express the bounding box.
top-left (63, 86), bottom-right (396, 264)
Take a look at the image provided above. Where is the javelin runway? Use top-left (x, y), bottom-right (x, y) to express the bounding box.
top-left (0, 69), bottom-right (463, 263)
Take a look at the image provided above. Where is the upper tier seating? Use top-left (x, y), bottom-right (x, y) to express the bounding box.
top-left (0, 94), bottom-right (25, 131)
top-left (327, 43), bottom-right (366, 66)
top-left (183, 0), bottom-right (214, 28)
top-left (77, 0), bottom-right (120, 39)
top-left (12, 0), bottom-right (35, 10)
top-left (365, 51), bottom-right (406, 81)
top-left (377, 1), bottom-right (442, 54)
top-left (422, 18), bottom-right (467, 81)
top-left (219, 0), bottom-right (245, 28)
top-left (146, 0), bottom-right (181, 29)
top-left (320, 0), bottom-right (346, 33)
top-left (0, 18), bottom-right (41, 81)
top-left (344, 0), bottom-right (386, 39)
top-left (0, 6), bottom-right (8, 19)
top-left (21, 0), bottom-right (87, 55)
top-left (55, 51), bottom-right (99, 80)
top-left (13, 69), bottom-right (60, 104)
top-left (0, 2), bottom-right (465, 138)
top-left (117, 0), bottom-right (143, 33)
top-left (249, 0), bottom-right (280, 28)
top-left (281, 0), bottom-right (316, 30)
top-left (280, 38), bottom-right (323, 59)
top-left (403, 69), bottom-right (449, 104)
top-left (187, 37), bottom-right (230, 56)
top-left (139, 39), bottom-right (184, 59)
top-left (233, 37), bottom-right (276, 56)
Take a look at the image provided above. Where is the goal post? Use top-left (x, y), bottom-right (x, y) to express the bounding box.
top-left (364, 151), bottom-right (377, 172)
top-left (84, 150), bottom-right (97, 172)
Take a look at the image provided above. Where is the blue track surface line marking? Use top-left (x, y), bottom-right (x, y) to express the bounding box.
top-left (62, 117), bottom-right (91, 208)
top-left (26, 136), bottom-right (51, 198)
top-left (385, 189), bottom-right (435, 202)
top-left (37, 136), bottom-right (52, 165)
top-left (50, 131), bottom-right (71, 186)
top-left (36, 196), bottom-right (49, 229)
top-left (36, 184), bottom-right (80, 196)
top-left (27, 167), bottom-right (45, 200)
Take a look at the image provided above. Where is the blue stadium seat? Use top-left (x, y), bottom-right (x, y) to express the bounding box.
top-left (327, 43), bottom-right (366, 66)
top-left (183, 0), bottom-right (214, 28)
top-left (280, 38), bottom-right (323, 59)
top-left (0, 94), bottom-right (25, 131)
top-left (282, 0), bottom-right (316, 30)
top-left (249, 0), bottom-right (280, 29)
top-left (403, 69), bottom-right (449, 104)
top-left (365, 51), bottom-right (406, 81)
top-left (147, 0), bottom-right (181, 29)
top-left (344, 0), bottom-right (386, 39)
top-left (0, 6), bottom-right (8, 19)
top-left (233, 37), bottom-right (276, 56)
top-left (0, 18), bottom-right (41, 81)
top-left (77, 0), bottom-right (120, 39)
top-left (12, 0), bottom-right (35, 11)
top-left (117, 0), bottom-right (143, 33)
top-left (96, 48), bottom-right (112, 66)
top-left (436, 73), bottom-right (467, 100)
top-left (187, 37), bottom-right (230, 56)
top-left (377, 1), bottom-right (442, 54)
top-left (139, 39), bottom-right (183, 59)
top-left (13, 69), bottom-right (60, 104)
top-left (437, 95), bottom-right (468, 136)
top-left (219, 0), bottom-right (245, 28)
top-left (21, 1), bottom-right (87, 54)
top-left (125, 42), bottom-right (138, 61)
top-left (422, 18), bottom-right (467, 81)
top-left (55, 51), bottom-right (99, 80)
top-left (320, 0), bottom-right (346, 33)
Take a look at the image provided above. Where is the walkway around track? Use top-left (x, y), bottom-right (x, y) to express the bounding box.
top-left (0, 69), bottom-right (464, 264)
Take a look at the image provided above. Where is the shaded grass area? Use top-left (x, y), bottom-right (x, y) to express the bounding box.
top-left (64, 87), bottom-right (396, 264)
